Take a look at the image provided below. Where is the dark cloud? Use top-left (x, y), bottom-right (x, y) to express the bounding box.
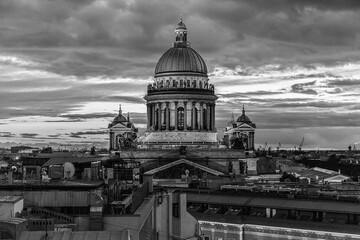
top-left (61, 113), bottom-right (116, 120)
top-left (20, 133), bottom-right (39, 138)
top-left (0, 132), bottom-right (16, 138)
top-left (330, 79), bottom-right (360, 86)
top-left (291, 81), bottom-right (318, 95)
top-left (1, 0), bottom-right (360, 79)
top-left (69, 130), bottom-right (108, 138)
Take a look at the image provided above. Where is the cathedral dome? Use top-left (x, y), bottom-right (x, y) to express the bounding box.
top-left (112, 114), bottom-right (127, 124)
top-left (236, 106), bottom-right (252, 124)
top-left (237, 114), bottom-right (251, 123)
top-left (155, 47), bottom-right (207, 75)
top-left (154, 19), bottom-right (207, 76)
top-left (110, 105), bottom-right (128, 127)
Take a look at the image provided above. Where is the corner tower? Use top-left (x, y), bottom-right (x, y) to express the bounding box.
top-left (140, 20), bottom-right (218, 148)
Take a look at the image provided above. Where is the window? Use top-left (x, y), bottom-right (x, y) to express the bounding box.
top-left (204, 237), bottom-right (210, 240)
top-left (187, 80), bottom-right (190, 87)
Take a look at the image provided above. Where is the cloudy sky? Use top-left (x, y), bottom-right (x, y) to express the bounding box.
top-left (0, 0), bottom-right (360, 150)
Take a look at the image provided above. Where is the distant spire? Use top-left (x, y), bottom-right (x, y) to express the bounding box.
top-left (127, 112), bottom-right (130, 121)
top-left (119, 104), bottom-right (122, 115)
top-left (231, 112), bottom-right (234, 121)
top-left (242, 104), bottom-right (245, 115)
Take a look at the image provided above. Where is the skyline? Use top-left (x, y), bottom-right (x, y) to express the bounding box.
top-left (0, 0), bottom-right (360, 150)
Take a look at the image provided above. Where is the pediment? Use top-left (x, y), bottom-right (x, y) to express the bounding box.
top-left (235, 123), bottom-right (254, 130)
top-left (110, 123), bottom-right (131, 130)
top-left (144, 159), bottom-right (224, 176)
top-left (224, 123), bottom-right (254, 134)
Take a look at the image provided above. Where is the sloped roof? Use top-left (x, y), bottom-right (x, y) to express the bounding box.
top-left (18, 231), bottom-right (129, 240)
top-left (42, 156), bottom-right (109, 167)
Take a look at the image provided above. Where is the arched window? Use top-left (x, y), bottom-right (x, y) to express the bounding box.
top-left (199, 81), bottom-right (202, 89)
top-left (187, 80), bottom-right (190, 87)
top-left (177, 107), bottom-right (184, 130)
top-left (180, 80), bottom-right (183, 88)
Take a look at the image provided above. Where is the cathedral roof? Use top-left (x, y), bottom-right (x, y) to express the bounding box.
top-left (154, 19), bottom-right (207, 76)
top-left (109, 105), bottom-right (133, 128)
top-left (236, 105), bottom-right (253, 124)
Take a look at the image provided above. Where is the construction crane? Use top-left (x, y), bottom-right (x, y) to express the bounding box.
top-left (298, 137), bottom-right (304, 151)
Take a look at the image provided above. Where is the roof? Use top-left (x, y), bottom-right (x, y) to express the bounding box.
top-left (42, 156), bottom-right (109, 167)
top-left (187, 193), bottom-right (360, 214)
top-left (297, 167), bottom-right (349, 181)
top-left (18, 231), bottom-right (129, 240)
top-left (144, 158), bottom-right (224, 176)
top-left (0, 179), bottom-right (103, 190)
top-left (155, 47), bottom-right (207, 75)
top-left (0, 218), bottom-right (27, 225)
top-left (0, 195), bottom-right (23, 203)
top-left (188, 193), bottom-right (250, 206)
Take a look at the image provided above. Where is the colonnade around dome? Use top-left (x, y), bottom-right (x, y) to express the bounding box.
top-left (146, 100), bottom-right (216, 132)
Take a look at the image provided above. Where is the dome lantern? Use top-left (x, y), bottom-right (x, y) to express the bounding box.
top-left (154, 19), bottom-right (207, 76)
top-left (174, 18), bottom-right (188, 47)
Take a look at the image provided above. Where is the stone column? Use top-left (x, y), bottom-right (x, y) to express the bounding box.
top-left (191, 101), bottom-right (196, 130)
top-left (174, 101), bottom-right (178, 131)
top-left (165, 102), bottom-right (170, 130)
top-left (158, 102), bottom-right (162, 131)
top-left (151, 103), bottom-right (155, 128)
top-left (199, 102), bottom-right (203, 130)
top-left (184, 101), bottom-right (188, 130)
top-left (212, 103), bottom-right (216, 131)
top-left (207, 103), bottom-right (211, 131)
top-left (146, 103), bottom-right (151, 129)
